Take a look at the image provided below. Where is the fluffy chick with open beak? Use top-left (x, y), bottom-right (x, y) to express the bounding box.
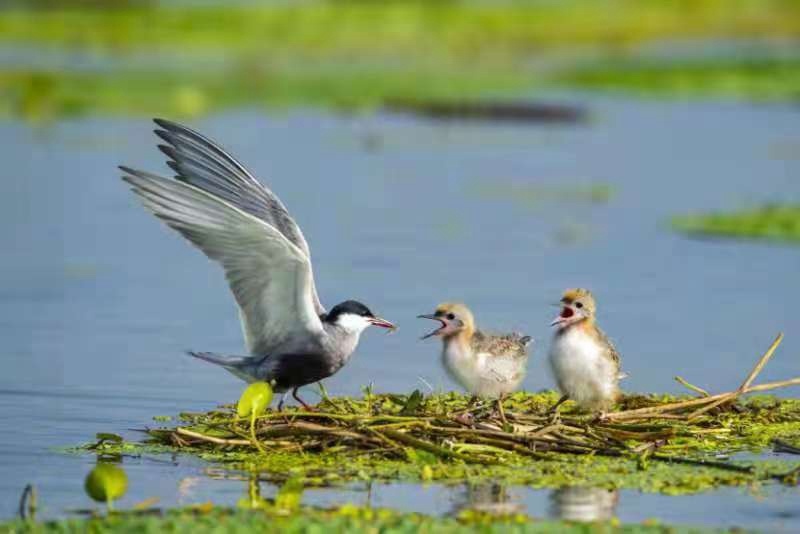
top-left (548, 289), bottom-right (623, 414)
top-left (419, 303), bottom-right (532, 422)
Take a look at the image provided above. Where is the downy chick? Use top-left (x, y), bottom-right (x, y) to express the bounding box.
top-left (419, 302), bottom-right (532, 422)
top-left (549, 288), bottom-right (624, 414)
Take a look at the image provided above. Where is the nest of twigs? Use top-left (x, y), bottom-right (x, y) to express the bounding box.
top-left (146, 334), bottom-right (800, 477)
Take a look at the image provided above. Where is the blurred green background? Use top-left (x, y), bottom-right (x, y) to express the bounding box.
top-left (2, 0), bottom-right (798, 121)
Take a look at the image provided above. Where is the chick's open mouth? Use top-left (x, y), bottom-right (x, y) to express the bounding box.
top-left (419, 316), bottom-right (446, 339)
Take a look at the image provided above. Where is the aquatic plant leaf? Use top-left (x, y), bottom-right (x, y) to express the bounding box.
top-left (237, 382), bottom-right (273, 419)
top-left (84, 463), bottom-right (128, 504)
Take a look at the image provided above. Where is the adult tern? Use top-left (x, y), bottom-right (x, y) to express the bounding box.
top-left (120, 119), bottom-right (395, 409)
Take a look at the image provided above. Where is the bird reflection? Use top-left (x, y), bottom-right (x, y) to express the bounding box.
top-left (450, 482), bottom-right (522, 515)
top-left (549, 486), bottom-right (619, 522)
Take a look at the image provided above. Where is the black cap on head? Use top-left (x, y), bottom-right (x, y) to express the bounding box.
top-left (323, 300), bottom-right (374, 323)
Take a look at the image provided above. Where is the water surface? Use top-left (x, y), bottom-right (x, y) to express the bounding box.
top-left (1, 94), bottom-right (799, 524)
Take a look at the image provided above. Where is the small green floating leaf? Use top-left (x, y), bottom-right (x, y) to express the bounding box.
top-left (237, 382), bottom-right (274, 419)
top-left (84, 463), bottom-right (128, 505)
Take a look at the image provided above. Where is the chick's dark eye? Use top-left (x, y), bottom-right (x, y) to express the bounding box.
top-left (575, 302), bottom-right (583, 309)
top-left (446, 313), bottom-right (455, 320)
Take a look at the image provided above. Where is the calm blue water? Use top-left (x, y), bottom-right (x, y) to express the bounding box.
top-left (1, 94), bottom-right (799, 526)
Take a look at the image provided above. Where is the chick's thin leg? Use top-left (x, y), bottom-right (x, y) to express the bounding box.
top-left (548, 394), bottom-right (569, 423)
top-left (496, 395), bottom-right (508, 425)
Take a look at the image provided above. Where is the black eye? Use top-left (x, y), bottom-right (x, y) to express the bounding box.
top-left (575, 302), bottom-right (583, 309)
top-left (446, 313), bottom-right (455, 320)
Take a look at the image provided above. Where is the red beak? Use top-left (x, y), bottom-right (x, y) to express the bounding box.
top-left (369, 316), bottom-right (396, 331)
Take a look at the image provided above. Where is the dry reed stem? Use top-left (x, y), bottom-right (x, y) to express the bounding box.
top-left (674, 376), bottom-right (710, 397)
top-left (606, 333), bottom-right (794, 421)
top-left (740, 333), bottom-right (784, 391)
top-left (175, 428), bottom-right (250, 446)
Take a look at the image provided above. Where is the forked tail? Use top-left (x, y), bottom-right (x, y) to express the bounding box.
top-left (186, 351), bottom-right (260, 383)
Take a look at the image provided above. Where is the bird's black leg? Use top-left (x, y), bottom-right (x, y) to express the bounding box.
top-left (277, 393), bottom-right (287, 412)
top-left (292, 387), bottom-right (315, 411)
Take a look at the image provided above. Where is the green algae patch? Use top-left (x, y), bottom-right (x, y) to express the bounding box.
top-left (0, 503), bottom-right (738, 534)
top-left (672, 204), bottom-right (800, 244)
top-left (557, 58), bottom-right (800, 102)
top-left (80, 390), bottom-right (800, 496)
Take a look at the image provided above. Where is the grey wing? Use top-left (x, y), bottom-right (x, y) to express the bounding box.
top-left (152, 118), bottom-right (324, 315)
top-left (597, 328), bottom-right (622, 370)
top-left (121, 167), bottom-right (324, 355)
top-left (512, 333), bottom-right (533, 357)
top-left (475, 331), bottom-right (532, 359)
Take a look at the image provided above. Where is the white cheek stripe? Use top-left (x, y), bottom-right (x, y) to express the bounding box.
top-left (337, 313), bottom-right (371, 333)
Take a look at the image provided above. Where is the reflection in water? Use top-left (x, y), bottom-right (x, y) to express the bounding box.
top-left (450, 483), bottom-right (522, 515)
top-left (549, 487), bottom-right (619, 522)
top-left (240, 474), bottom-right (267, 510)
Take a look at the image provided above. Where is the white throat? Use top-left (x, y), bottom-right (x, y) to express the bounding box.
top-left (335, 313), bottom-right (372, 334)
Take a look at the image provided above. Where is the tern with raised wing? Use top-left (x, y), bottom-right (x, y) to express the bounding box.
top-left (120, 119), bottom-right (395, 410)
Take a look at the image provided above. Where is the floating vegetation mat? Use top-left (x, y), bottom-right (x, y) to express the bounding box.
top-left (1, 503), bottom-right (740, 534)
top-left (672, 204), bottom-right (800, 244)
top-left (86, 335), bottom-right (800, 495)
